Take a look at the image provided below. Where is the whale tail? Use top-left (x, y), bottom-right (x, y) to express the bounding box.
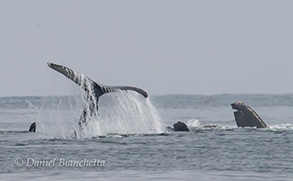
top-left (47, 63), bottom-right (148, 99)
top-left (47, 62), bottom-right (148, 126)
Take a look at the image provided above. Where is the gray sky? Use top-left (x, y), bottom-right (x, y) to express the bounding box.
top-left (1, 0), bottom-right (293, 97)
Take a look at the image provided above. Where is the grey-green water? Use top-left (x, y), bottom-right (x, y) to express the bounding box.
top-left (1, 94), bottom-right (293, 180)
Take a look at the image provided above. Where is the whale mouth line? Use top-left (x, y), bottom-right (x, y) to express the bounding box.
top-left (231, 101), bottom-right (267, 128)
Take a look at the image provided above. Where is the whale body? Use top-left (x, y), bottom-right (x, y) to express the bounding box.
top-left (173, 121), bottom-right (190, 131)
top-left (231, 101), bottom-right (267, 128)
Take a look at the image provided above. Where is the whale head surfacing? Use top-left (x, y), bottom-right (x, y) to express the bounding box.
top-left (173, 121), bottom-right (190, 131)
top-left (231, 101), bottom-right (267, 128)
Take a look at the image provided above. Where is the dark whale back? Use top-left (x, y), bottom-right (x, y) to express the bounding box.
top-left (231, 101), bottom-right (267, 128)
top-left (173, 121), bottom-right (190, 131)
top-left (29, 122), bottom-right (36, 132)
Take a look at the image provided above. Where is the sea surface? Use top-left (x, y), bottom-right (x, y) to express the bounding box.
top-left (1, 94), bottom-right (293, 181)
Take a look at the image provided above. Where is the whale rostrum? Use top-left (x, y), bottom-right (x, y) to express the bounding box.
top-left (231, 101), bottom-right (267, 128)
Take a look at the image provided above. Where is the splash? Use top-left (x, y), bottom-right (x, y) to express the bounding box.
top-left (268, 124), bottom-right (293, 131)
top-left (28, 91), bottom-right (165, 138)
top-left (26, 96), bottom-right (81, 139)
top-left (71, 74), bottom-right (165, 137)
top-left (206, 124), bottom-right (293, 131)
top-left (186, 119), bottom-right (201, 128)
top-left (80, 91), bottom-right (165, 138)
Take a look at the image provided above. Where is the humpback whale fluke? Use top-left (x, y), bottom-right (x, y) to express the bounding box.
top-left (231, 101), bottom-right (267, 128)
top-left (47, 62), bottom-right (149, 129)
top-left (47, 63), bottom-right (148, 99)
top-left (29, 122), bottom-right (36, 132)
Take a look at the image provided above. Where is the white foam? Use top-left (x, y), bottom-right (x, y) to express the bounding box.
top-left (186, 119), bottom-right (201, 128)
top-left (268, 124), bottom-right (293, 131)
top-left (81, 91), bottom-right (165, 137)
top-left (31, 89), bottom-right (165, 138)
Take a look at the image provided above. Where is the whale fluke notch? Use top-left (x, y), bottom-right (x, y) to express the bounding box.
top-left (29, 122), bottom-right (36, 132)
top-left (231, 101), bottom-right (267, 128)
top-left (47, 63), bottom-right (148, 99)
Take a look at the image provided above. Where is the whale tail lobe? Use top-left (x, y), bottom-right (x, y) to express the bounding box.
top-left (47, 63), bottom-right (148, 99)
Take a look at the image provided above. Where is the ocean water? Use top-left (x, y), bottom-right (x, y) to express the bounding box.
top-left (1, 93), bottom-right (293, 181)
